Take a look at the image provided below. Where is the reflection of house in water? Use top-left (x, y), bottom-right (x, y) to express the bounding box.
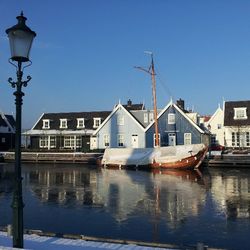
top-left (210, 169), bottom-right (250, 219)
top-left (98, 169), bottom-right (147, 222)
top-left (28, 166), bottom-right (206, 228)
top-left (97, 169), bottom-right (206, 228)
top-left (29, 167), bottom-right (103, 206)
top-left (142, 171), bottom-right (206, 229)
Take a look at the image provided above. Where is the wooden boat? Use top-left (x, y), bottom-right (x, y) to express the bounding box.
top-left (101, 53), bottom-right (208, 170)
top-left (101, 143), bottom-right (207, 170)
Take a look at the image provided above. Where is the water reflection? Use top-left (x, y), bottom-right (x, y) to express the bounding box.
top-left (28, 167), bottom-right (102, 206)
top-left (209, 168), bottom-right (250, 219)
top-left (27, 166), bottom-right (207, 228)
top-left (1, 164), bottom-right (250, 249)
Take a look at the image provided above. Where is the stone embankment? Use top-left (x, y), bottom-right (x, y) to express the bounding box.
top-left (0, 152), bottom-right (102, 164)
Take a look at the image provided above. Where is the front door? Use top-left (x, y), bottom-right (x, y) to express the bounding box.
top-left (131, 135), bottom-right (139, 148)
top-left (168, 133), bottom-right (176, 146)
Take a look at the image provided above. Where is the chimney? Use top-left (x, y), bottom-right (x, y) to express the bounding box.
top-left (176, 98), bottom-right (185, 110)
top-left (127, 99), bottom-right (132, 107)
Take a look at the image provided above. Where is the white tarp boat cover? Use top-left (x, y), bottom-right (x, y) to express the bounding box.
top-left (101, 144), bottom-right (206, 166)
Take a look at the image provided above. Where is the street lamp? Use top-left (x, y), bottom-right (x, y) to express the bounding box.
top-left (6, 12), bottom-right (36, 248)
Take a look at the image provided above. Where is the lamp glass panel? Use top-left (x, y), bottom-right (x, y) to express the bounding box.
top-left (8, 30), bottom-right (34, 61)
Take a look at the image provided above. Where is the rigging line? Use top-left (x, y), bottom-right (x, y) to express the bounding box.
top-left (156, 72), bottom-right (174, 101)
top-left (154, 63), bottom-right (175, 101)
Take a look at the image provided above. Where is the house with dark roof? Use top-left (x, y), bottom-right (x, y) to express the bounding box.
top-left (224, 100), bottom-right (250, 148)
top-left (24, 111), bottom-right (111, 151)
top-left (0, 112), bottom-right (15, 151)
top-left (24, 100), bottom-right (144, 151)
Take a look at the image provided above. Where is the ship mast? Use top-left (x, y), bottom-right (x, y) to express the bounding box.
top-left (135, 52), bottom-right (159, 147)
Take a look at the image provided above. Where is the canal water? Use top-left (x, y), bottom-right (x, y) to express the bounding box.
top-left (0, 163), bottom-right (250, 250)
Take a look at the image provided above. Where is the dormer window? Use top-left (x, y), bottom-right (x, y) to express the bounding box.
top-left (93, 118), bottom-right (101, 128)
top-left (77, 118), bottom-right (85, 128)
top-left (234, 107), bottom-right (247, 120)
top-left (42, 119), bottom-right (50, 129)
top-left (60, 119), bottom-right (68, 129)
top-left (168, 113), bottom-right (176, 124)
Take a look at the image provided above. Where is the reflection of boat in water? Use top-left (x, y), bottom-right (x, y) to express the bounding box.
top-left (151, 168), bottom-right (201, 180)
top-left (101, 54), bottom-right (208, 170)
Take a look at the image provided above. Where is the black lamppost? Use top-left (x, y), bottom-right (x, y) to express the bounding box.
top-left (6, 12), bottom-right (36, 248)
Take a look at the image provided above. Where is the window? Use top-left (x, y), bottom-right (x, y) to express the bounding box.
top-left (1, 138), bottom-right (6, 143)
top-left (153, 133), bottom-right (161, 147)
top-left (77, 118), bottom-right (85, 128)
top-left (60, 119), bottom-right (68, 129)
top-left (149, 113), bottom-right (154, 122)
top-left (104, 134), bottom-right (110, 147)
top-left (50, 136), bottom-right (56, 148)
top-left (42, 119), bottom-right (50, 129)
top-left (236, 132), bottom-right (240, 147)
top-left (117, 115), bottom-right (124, 125)
top-left (232, 132), bottom-right (240, 147)
top-left (117, 134), bottom-right (124, 147)
top-left (168, 113), bottom-right (175, 124)
top-left (39, 136), bottom-right (56, 148)
top-left (64, 136), bottom-right (82, 149)
top-left (232, 132), bottom-right (235, 146)
top-left (234, 107), bottom-right (247, 120)
top-left (246, 132), bottom-right (250, 147)
top-left (40, 136), bottom-right (48, 148)
top-left (76, 136), bottom-right (82, 148)
top-left (184, 133), bottom-right (192, 145)
top-left (93, 118), bottom-right (101, 128)
top-left (144, 113), bottom-right (148, 123)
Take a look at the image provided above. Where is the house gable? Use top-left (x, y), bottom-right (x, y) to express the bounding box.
top-left (145, 101), bottom-right (205, 147)
top-left (93, 104), bottom-right (146, 148)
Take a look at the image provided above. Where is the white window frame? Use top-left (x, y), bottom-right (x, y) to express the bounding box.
top-left (60, 119), bottom-right (68, 129)
top-left (93, 118), bottom-right (101, 128)
top-left (39, 136), bottom-right (56, 149)
top-left (49, 136), bottom-right (56, 148)
top-left (149, 113), bottom-right (154, 122)
top-left (63, 136), bottom-right (82, 149)
top-left (42, 119), bottom-right (50, 129)
top-left (117, 134), bottom-right (124, 147)
top-left (77, 118), bottom-right (85, 128)
top-left (40, 136), bottom-right (49, 148)
top-left (103, 134), bottom-right (110, 147)
top-left (184, 133), bottom-right (192, 145)
top-left (234, 107), bottom-right (247, 120)
top-left (117, 115), bottom-right (124, 125)
top-left (144, 113), bottom-right (148, 123)
top-left (168, 113), bottom-right (176, 124)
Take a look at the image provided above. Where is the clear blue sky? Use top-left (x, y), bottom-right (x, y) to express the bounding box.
top-left (1, 0), bottom-right (250, 128)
